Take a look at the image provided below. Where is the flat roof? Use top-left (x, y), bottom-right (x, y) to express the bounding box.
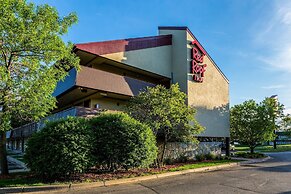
top-left (74, 34), bottom-right (172, 55)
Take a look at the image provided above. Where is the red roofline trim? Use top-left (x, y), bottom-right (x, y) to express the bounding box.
top-left (74, 34), bottom-right (172, 55)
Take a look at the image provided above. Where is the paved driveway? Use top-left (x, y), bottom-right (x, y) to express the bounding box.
top-left (70, 152), bottom-right (291, 194)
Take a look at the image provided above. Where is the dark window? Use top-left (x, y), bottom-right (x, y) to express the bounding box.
top-left (84, 99), bottom-right (91, 108)
top-left (75, 102), bottom-right (83, 106)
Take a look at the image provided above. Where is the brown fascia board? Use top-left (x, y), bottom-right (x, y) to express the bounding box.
top-left (74, 34), bottom-right (172, 56)
top-left (75, 66), bottom-right (155, 97)
top-left (158, 26), bottom-right (229, 83)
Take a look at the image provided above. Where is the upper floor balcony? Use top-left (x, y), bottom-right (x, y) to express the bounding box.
top-left (8, 106), bottom-right (100, 140)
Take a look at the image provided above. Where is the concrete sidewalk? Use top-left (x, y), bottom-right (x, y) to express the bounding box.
top-left (0, 157), bottom-right (271, 194)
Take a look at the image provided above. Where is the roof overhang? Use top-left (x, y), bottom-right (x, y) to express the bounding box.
top-left (73, 48), bottom-right (171, 82)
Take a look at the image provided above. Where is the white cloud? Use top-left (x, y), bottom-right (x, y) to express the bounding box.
top-left (261, 84), bottom-right (286, 89)
top-left (278, 5), bottom-right (291, 25)
top-left (259, 46), bottom-right (291, 73)
top-left (284, 108), bottom-right (291, 114)
top-left (253, 1), bottom-right (291, 73)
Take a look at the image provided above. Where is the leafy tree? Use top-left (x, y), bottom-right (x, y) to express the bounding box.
top-left (281, 114), bottom-right (291, 131)
top-left (0, 0), bottom-right (79, 175)
top-left (260, 97), bottom-right (284, 149)
top-left (126, 83), bottom-right (204, 165)
top-left (230, 98), bottom-right (283, 153)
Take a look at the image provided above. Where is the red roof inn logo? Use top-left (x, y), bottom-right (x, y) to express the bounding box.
top-left (190, 40), bottom-right (207, 82)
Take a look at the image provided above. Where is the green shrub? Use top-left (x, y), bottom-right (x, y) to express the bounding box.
top-left (205, 152), bottom-right (217, 160)
top-left (24, 117), bottom-right (93, 180)
top-left (89, 113), bottom-right (157, 170)
top-left (164, 158), bottom-right (174, 165)
top-left (195, 154), bottom-right (205, 162)
top-left (176, 154), bottom-right (188, 163)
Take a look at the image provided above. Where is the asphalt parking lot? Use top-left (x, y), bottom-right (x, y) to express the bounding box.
top-left (69, 152), bottom-right (291, 194)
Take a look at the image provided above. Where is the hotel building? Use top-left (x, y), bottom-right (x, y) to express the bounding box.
top-left (7, 26), bottom-right (230, 153)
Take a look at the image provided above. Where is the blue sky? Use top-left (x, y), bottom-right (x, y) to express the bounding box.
top-left (31, 0), bottom-right (291, 113)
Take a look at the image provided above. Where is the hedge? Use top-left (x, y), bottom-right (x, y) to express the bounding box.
top-left (89, 113), bottom-right (157, 170)
top-left (24, 113), bottom-right (158, 179)
top-left (24, 117), bottom-right (93, 180)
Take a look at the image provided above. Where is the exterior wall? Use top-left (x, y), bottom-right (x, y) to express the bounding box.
top-left (159, 29), bottom-right (188, 93)
top-left (91, 97), bottom-right (126, 111)
top-left (61, 94), bottom-right (127, 111)
top-left (101, 46), bottom-right (172, 78)
top-left (163, 142), bottom-right (222, 160)
top-left (90, 63), bottom-right (164, 85)
top-left (186, 32), bottom-right (230, 137)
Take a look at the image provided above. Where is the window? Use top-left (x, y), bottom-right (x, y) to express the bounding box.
top-left (84, 99), bottom-right (91, 108)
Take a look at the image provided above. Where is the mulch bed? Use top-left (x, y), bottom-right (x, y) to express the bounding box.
top-left (0, 172), bottom-right (36, 181)
top-left (69, 160), bottom-right (207, 182)
top-left (0, 160), bottom-right (217, 183)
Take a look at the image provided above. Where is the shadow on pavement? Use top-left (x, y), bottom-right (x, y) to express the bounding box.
top-left (255, 164), bottom-right (291, 173)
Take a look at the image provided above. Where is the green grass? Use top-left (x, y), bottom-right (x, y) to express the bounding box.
top-left (168, 160), bottom-right (237, 172)
top-left (0, 178), bottom-right (46, 187)
top-left (235, 144), bottom-right (291, 152)
top-left (0, 172), bottom-right (47, 187)
top-left (0, 160), bottom-right (238, 188)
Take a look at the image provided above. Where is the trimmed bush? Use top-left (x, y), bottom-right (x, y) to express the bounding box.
top-left (24, 117), bottom-right (93, 180)
top-left (89, 113), bottom-right (157, 170)
top-left (195, 154), bottom-right (206, 162)
top-left (205, 152), bottom-right (217, 160)
top-left (176, 154), bottom-right (188, 163)
top-left (164, 158), bottom-right (175, 165)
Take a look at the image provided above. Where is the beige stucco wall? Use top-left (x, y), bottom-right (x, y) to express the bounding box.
top-left (60, 92), bottom-right (126, 112)
top-left (101, 46), bottom-right (172, 78)
top-left (91, 97), bottom-right (126, 111)
top-left (159, 29), bottom-right (188, 93)
top-left (186, 32), bottom-right (230, 137)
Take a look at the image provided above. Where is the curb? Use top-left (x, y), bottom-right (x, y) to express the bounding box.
top-left (234, 156), bottom-right (272, 165)
top-left (0, 159), bottom-right (268, 194)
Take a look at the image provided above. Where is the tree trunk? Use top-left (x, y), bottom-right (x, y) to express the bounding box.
top-left (250, 146), bottom-right (254, 154)
top-left (273, 129), bottom-right (277, 149)
top-left (160, 141), bottom-right (167, 165)
top-left (156, 137), bottom-right (167, 167)
top-left (0, 131), bottom-right (9, 175)
top-left (273, 139), bottom-right (277, 149)
top-left (225, 137), bottom-right (230, 157)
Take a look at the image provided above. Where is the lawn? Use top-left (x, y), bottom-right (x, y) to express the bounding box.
top-left (0, 172), bottom-right (46, 187)
top-left (168, 160), bottom-right (236, 172)
top-left (0, 159), bottom-right (237, 188)
top-left (235, 144), bottom-right (291, 153)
